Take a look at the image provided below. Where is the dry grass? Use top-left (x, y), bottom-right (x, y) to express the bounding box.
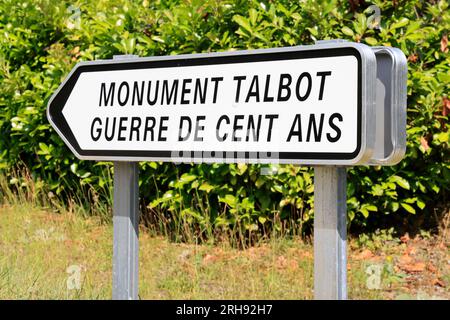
top-left (0, 203), bottom-right (448, 299)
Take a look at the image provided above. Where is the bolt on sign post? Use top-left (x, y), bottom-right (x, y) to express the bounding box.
top-left (47, 40), bottom-right (407, 300)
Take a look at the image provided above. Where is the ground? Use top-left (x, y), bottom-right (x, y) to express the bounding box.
top-left (0, 204), bottom-right (448, 299)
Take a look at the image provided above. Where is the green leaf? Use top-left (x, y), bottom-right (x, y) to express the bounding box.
top-left (163, 191), bottom-right (174, 199)
top-left (199, 182), bottom-right (214, 193)
top-left (219, 194), bottom-right (237, 207)
top-left (341, 26), bottom-right (354, 36)
top-left (360, 208), bottom-right (369, 218)
top-left (391, 202), bottom-right (400, 212)
top-left (401, 203), bottom-right (416, 214)
top-left (272, 184), bottom-right (283, 193)
top-left (390, 18), bottom-right (409, 30)
top-left (416, 199), bottom-right (426, 210)
top-left (431, 185), bottom-right (440, 193)
top-left (237, 163), bottom-right (247, 175)
top-left (365, 37), bottom-right (377, 46)
top-left (348, 210), bottom-right (355, 221)
top-left (307, 27), bottom-right (318, 37)
top-left (233, 15), bottom-right (252, 33)
top-left (390, 175), bottom-right (410, 190)
top-left (365, 205), bottom-right (378, 212)
top-left (255, 177), bottom-right (265, 188)
top-left (371, 184), bottom-right (384, 196)
top-left (70, 163), bottom-right (78, 174)
top-left (38, 142), bottom-right (50, 155)
top-left (179, 174), bottom-right (197, 183)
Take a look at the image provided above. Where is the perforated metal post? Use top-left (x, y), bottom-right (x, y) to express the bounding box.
top-left (112, 55), bottom-right (140, 300)
top-left (314, 166), bottom-right (347, 300)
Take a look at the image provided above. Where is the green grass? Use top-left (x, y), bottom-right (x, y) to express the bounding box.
top-left (0, 203), bottom-right (448, 299)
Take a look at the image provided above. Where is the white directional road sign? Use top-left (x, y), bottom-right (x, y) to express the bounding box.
top-left (47, 42), bottom-right (377, 165)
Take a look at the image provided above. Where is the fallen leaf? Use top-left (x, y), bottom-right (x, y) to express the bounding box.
top-left (420, 136), bottom-right (430, 151)
top-left (300, 251), bottom-right (313, 259)
top-left (399, 254), bottom-right (413, 265)
top-left (427, 263), bottom-right (437, 273)
top-left (399, 262), bottom-right (426, 273)
top-left (287, 259), bottom-right (298, 271)
top-left (443, 97), bottom-right (450, 117)
top-left (276, 255), bottom-right (288, 269)
top-left (202, 254), bottom-right (217, 265)
top-left (441, 35), bottom-right (448, 53)
top-left (406, 246), bottom-right (417, 256)
top-left (400, 233), bottom-right (410, 243)
top-left (408, 54), bottom-right (418, 63)
top-left (432, 278), bottom-right (446, 288)
top-left (354, 249), bottom-right (374, 260)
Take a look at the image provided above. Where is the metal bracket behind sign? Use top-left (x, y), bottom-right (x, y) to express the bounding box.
top-left (370, 47), bottom-right (407, 165)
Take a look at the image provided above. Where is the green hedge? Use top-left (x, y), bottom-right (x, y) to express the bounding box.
top-left (0, 0), bottom-right (448, 238)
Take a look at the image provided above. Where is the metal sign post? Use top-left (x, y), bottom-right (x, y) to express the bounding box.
top-left (111, 55), bottom-right (140, 300)
top-left (314, 166), bottom-right (347, 300)
top-left (112, 161), bottom-right (139, 300)
top-left (312, 44), bottom-right (407, 300)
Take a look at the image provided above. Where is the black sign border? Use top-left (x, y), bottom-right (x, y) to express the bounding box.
top-left (48, 47), bottom-right (362, 161)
